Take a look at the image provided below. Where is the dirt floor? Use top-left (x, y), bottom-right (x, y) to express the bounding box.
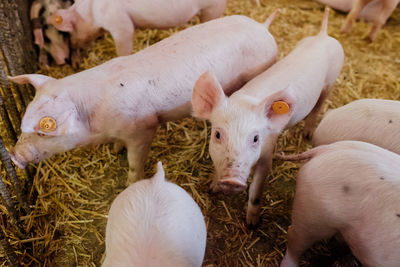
top-left (2, 0), bottom-right (399, 266)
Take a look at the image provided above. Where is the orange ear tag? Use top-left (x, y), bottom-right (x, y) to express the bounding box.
top-left (272, 101), bottom-right (290, 115)
top-left (55, 15), bottom-right (63, 24)
top-left (39, 116), bottom-right (57, 133)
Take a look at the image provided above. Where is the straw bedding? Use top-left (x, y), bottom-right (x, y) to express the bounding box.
top-left (1, 0), bottom-right (399, 265)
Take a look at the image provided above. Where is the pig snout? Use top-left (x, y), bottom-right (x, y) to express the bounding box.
top-left (8, 149), bottom-right (28, 169)
top-left (9, 142), bottom-right (43, 169)
top-left (218, 178), bottom-right (247, 193)
top-left (214, 168), bottom-right (248, 194)
top-left (53, 56), bottom-right (67, 65)
top-left (49, 43), bottom-right (70, 65)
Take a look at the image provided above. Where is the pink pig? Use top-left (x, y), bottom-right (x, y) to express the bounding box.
top-left (316, 0), bottom-right (381, 13)
top-left (8, 13), bottom-right (279, 184)
top-left (278, 141), bottom-right (400, 267)
top-left (313, 99), bottom-right (400, 154)
top-left (103, 162), bottom-right (206, 267)
top-left (339, 0), bottom-right (400, 40)
top-left (47, 0), bottom-right (226, 67)
top-left (191, 8), bottom-right (344, 226)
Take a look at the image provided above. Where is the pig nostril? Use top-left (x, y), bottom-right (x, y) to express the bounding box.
top-left (218, 179), bottom-right (247, 193)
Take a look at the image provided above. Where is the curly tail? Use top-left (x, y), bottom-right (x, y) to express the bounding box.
top-left (264, 8), bottom-right (281, 29)
top-left (274, 145), bottom-right (328, 162)
top-left (319, 7), bottom-right (330, 35)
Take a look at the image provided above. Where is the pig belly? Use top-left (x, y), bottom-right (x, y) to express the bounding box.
top-left (315, 0), bottom-right (355, 12)
top-left (316, 0), bottom-right (387, 22)
top-left (122, 0), bottom-right (203, 28)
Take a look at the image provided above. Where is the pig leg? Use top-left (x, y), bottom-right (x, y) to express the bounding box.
top-left (71, 49), bottom-right (81, 69)
top-left (303, 85), bottom-right (334, 139)
top-left (199, 0), bottom-right (227, 22)
top-left (126, 128), bottom-right (156, 185)
top-left (39, 49), bottom-right (49, 67)
top-left (281, 224), bottom-right (335, 267)
top-left (368, 2), bottom-right (392, 41)
top-left (281, 197), bottom-right (337, 267)
top-left (341, 0), bottom-right (373, 33)
top-left (105, 16), bottom-right (134, 56)
top-left (246, 133), bottom-right (278, 227)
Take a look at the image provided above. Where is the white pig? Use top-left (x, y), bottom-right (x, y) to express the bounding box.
top-left (278, 141), bottom-right (400, 267)
top-left (316, 0), bottom-right (381, 14)
top-left (191, 8), bottom-right (344, 226)
top-left (313, 99), bottom-right (400, 154)
top-left (8, 13), bottom-right (279, 184)
top-left (103, 162), bottom-right (207, 267)
top-left (47, 0), bottom-right (226, 67)
top-left (340, 0), bottom-right (400, 40)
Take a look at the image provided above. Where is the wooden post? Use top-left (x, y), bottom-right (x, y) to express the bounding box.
top-left (0, 0), bottom-right (37, 134)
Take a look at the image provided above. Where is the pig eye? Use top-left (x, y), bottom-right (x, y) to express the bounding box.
top-left (215, 131), bottom-right (221, 140)
top-left (213, 128), bottom-right (225, 144)
top-left (253, 135), bottom-right (259, 143)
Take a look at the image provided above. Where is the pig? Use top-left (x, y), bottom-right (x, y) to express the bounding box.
top-left (47, 0), bottom-right (227, 67)
top-left (8, 13), bottom-right (279, 184)
top-left (103, 162), bottom-right (206, 267)
top-left (277, 141), bottom-right (400, 267)
top-left (30, 0), bottom-right (72, 66)
top-left (340, 0), bottom-right (400, 40)
top-left (313, 99), bottom-right (400, 154)
top-left (191, 8), bottom-right (344, 226)
top-left (316, 0), bottom-right (381, 14)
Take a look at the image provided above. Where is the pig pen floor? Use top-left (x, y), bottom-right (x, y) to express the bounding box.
top-left (5, 0), bottom-right (400, 266)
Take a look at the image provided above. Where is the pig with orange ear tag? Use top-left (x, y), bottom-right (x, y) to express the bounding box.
top-left (8, 12), bottom-right (279, 185)
top-left (191, 8), bottom-right (344, 227)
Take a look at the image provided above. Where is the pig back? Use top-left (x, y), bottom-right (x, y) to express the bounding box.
top-left (62, 15), bottom-right (277, 127)
top-left (104, 178), bottom-right (206, 267)
top-left (312, 99), bottom-right (400, 154)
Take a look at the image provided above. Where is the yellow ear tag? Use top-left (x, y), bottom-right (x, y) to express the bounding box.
top-left (272, 101), bottom-right (290, 115)
top-left (55, 15), bottom-right (63, 24)
top-left (39, 116), bottom-right (57, 133)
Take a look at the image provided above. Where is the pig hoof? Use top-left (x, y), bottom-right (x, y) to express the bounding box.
top-left (246, 214), bottom-right (260, 228)
top-left (340, 23), bottom-right (352, 34)
top-left (303, 128), bottom-right (314, 140)
top-left (126, 169), bottom-right (144, 186)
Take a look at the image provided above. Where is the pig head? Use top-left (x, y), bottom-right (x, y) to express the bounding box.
top-left (192, 72), bottom-right (295, 194)
top-left (31, 0), bottom-right (71, 65)
top-left (47, 1), bottom-right (102, 50)
top-left (8, 74), bottom-right (89, 169)
top-left (43, 27), bottom-right (70, 65)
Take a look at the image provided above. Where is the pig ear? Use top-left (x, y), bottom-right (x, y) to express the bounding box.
top-left (8, 74), bottom-right (55, 91)
top-left (259, 87), bottom-right (295, 131)
top-left (39, 102), bottom-right (83, 137)
top-left (47, 9), bottom-right (76, 32)
top-left (192, 72), bottom-right (226, 120)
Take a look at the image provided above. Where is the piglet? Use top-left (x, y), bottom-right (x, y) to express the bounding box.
top-left (191, 8), bottom-right (344, 226)
top-left (8, 13), bottom-right (279, 184)
top-left (103, 162), bottom-right (207, 267)
top-left (340, 0), bottom-right (400, 40)
top-left (313, 99), bottom-right (400, 154)
top-left (31, 0), bottom-right (72, 65)
top-left (278, 141), bottom-right (400, 267)
top-left (47, 0), bottom-right (226, 67)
